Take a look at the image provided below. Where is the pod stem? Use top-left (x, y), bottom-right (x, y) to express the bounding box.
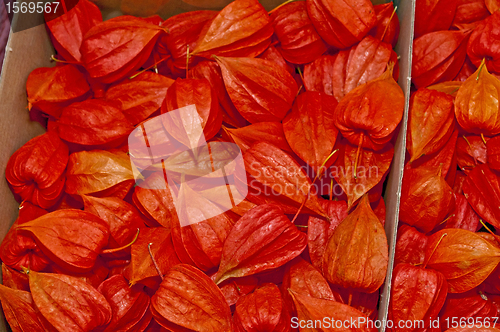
top-left (268, 0), bottom-right (296, 15)
top-left (102, 229), bottom-right (140, 254)
top-left (481, 133), bottom-right (487, 145)
top-left (148, 242), bottom-right (164, 281)
top-left (186, 45), bottom-right (190, 79)
top-left (354, 133), bottom-right (364, 180)
top-left (129, 57), bottom-right (169, 79)
top-left (422, 233), bottom-right (447, 269)
top-left (291, 149), bottom-right (338, 223)
top-left (381, 5), bottom-right (398, 41)
top-left (50, 55), bottom-right (79, 65)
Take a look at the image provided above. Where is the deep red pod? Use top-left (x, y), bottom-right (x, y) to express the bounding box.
top-left (44, 0), bottom-right (102, 63)
top-left (440, 290), bottom-right (499, 329)
top-left (445, 193), bottom-right (481, 232)
top-left (487, 136), bottom-right (500, 170)
top-left (57, 99), bottom-right (134, 149)
top-left (394, 224), bottom-right (429, 266)
top-left (388, 263), bottom-right (448, 332)
top-left (270, 1), bottom-right (327, 64)
top-left (282, 91), bottom-right (338, 171)
top-left (5, 132), bottom-right (68, 209)
top-left (0, 203), bottom-right (50, 272)
top-left (457, 134), bottom-right (488, 173)
top-left (452, 0), bottom-right (490, 25)
top-left (306, 0), bottom-right (376, 49)
top-left (81, 16), bottom-right (167, 83)
top-left (98, 275), bottom-right (151, 332)
top-left (160, 10), bottom-right (217, 73)
top-left (27, 270), bottom-right (112, 332)
top-left (161, 77), bottom-right (222, 144)
top-left (191, 0), bottom-right (273, 58)
top-left (233, 283), bottom-right (290, 332)
top-left (414, 0), bottom-right (458, 38)
top-left (303, 54), bottom-right (337, 98)
top-left (412, 29), bottom-right (472, 88)
top-left (303, 37), bottom-right (398, 102)
top-left (467, 11), bottom-right (500, 74)
top-left (103, 71), bottom-right (174, 126)
top-left (462, 164), bottom-right (500, 230)
top-left (406, 88), bottom-right (456, 163)
top-left (307, 199), bottom-right (348, 270)
top-left (189, 60), bottom-right (248, 128)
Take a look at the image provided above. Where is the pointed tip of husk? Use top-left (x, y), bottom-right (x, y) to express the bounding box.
top-left (381, 62), bottom-right (395, 80)
top-left (475, 58), bottom-right (489, 81)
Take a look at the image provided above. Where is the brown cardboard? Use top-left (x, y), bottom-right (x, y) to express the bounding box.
top-left (0, 16), bottom-right (53, 235)
top-left (0, 2), bottom-right (415, 331)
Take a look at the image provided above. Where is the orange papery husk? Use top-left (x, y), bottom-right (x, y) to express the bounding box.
top-left (289, 290), bottom-right (377, 332)
top-left (0, 284), bottom-right (57, 332)
top-left (307, 199), bottom-right (348, 270)
top-left (27, 270), bottom-right (112, 332)
top-left (282, 91), bottom-right (338, 172)
top-left (333, 65), bottom-right (404, 151)
top-left (161, 77), bottom-right (222, 144)
top-left (189, 60), bottom-right (249, 128)
top-left (303, 37), bottom-right (399, 102)
top-left (160, 10), bottom-right (217, 73)
top-left (213, 203), bottom-right (307, 285)
top-left (215, 56), bottom-right (298, 124)
top-left (26, 65), bottom-right (91, 119)
top-left (191, 0), bottom-right (273, 58)
top-left (270, 1), bottom-right (327, 64)
top-left (439, 289), bottom-right (499, 330)
top-left (56, 99), bottom-right (134, 149)
top-left (151, 264), bottom-right (232, 331)
top-left (322, 195), bottom-right (388, 293)
top-left (399, 164), bottom-right (455, 233)
top-left (65, 150), bottom-right (135, 200)
top-left (424, 229), bottom-right (500, 293)
top-left (103, 71), bottom-right (174, 126)
top-left (454, 60), bottom-right (500, 136)
top-left (281, 257), bottom-right (343, 317)
top-left (17, 209), bottom-right (110, 273)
